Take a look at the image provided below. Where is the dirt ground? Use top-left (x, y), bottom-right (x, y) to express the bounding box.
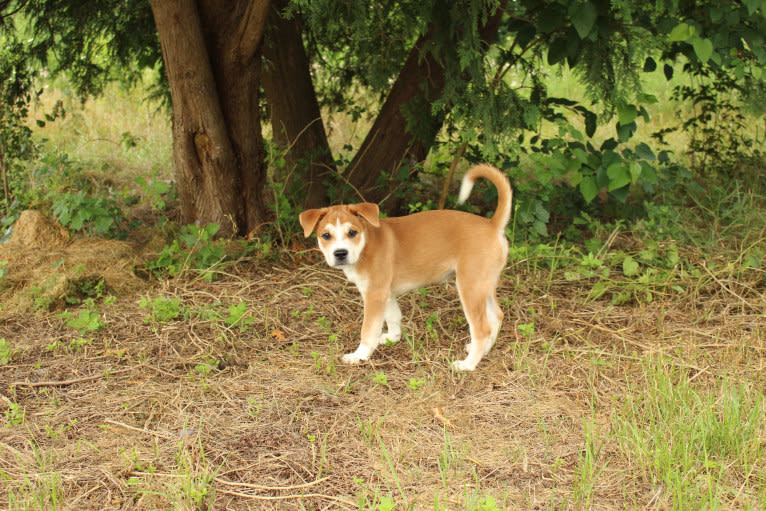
top-left (1, 235), bottom-right (764, 509)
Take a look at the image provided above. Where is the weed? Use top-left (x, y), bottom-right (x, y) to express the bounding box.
top-left (68, 337), bottom-right (93, 353)
top-left (139, 295), bottom-right (183, 324)
top-left (134, 172), bottom-right (175, 212)
top-left (58, 308), bottom-right (104, 335)
top-left (4, 401), bottom-right (24, 426)
top-left (424, 312), bottom-right (439, 339)
top-left (407, 377), bottom-right (425, 391)
top-left (52, 191), bottom-right (126, 238)
top-left (372, 371), bottom-right (388, 387)
top-left (224, 301), bottom-right (253, 331)
top-left (518, 321), bottom-right (535, 339)
top-left (0, 337), bottom-right (15, 364)
top-left (147, 223), bottom-right (228, 282)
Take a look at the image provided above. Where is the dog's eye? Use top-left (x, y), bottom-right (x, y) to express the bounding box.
top-left (321, 232), bottom-right (331, 241)
top-left (348, 230), bottom-right (358, 238)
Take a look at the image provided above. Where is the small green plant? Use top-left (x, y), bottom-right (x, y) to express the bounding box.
top-left (140, 295), bottom-right (183, 324)
top-left (224, 302), bottom-right (254, 331)
top-left (407, 377), bottom-right (425, 391)
top-left (135, 172), bottom-right (175, 211)
top-left (424, 312), bottom-right (438, 339)
top-left (0, 338), bottom-right (15, 364)
top-left (52, 191), bottom-right (126, 238)
top-left (372, 371), bottom-right (388, 386)
top-left (58, 309), bottom-right (104, 335)
top-left (68, 337), bottom-right (93, 352)
top-left (518, 321), bottom-right (535, 339)
top-left (147, 223), bottom-right (228, 281)
top-left (5, 401), bottom-right (24, 426)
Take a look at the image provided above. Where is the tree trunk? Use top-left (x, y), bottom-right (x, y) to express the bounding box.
top-left (149, 0), bottom-right (271, 236)
top-left (347, 3), bottom-right (508, 207)
top-left (262, 0), bottom-right (335, 210)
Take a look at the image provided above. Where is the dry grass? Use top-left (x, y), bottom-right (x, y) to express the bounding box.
top-left (1, 240), bottom-right (764, 509)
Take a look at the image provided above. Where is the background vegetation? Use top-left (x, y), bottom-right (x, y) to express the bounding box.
top-left (0, 0), bottom-right (765, 509)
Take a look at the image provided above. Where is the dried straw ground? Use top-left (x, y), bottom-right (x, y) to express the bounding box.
top-left (1, 232), bottom-right (764, 509)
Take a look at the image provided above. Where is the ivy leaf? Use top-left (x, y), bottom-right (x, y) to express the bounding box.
top-left (570, 2), bottom-right (597, 39)
top-left (691, 37), bottom-right (714, 63)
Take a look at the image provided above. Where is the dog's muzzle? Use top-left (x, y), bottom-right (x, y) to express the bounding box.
top-left (333, 248), bottom-right (349, 265)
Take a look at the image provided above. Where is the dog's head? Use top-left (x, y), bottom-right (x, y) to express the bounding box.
top-left (299, 203), bottom-right (380, 268)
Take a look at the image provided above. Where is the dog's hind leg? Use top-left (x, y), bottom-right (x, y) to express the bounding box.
top-left (484, 292), bottom-right (503, 355)
top-left (453, 276), bottom-right (493, 371)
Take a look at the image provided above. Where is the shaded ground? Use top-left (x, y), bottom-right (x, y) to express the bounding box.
top-left (1, 241), bottom-right (765, 509)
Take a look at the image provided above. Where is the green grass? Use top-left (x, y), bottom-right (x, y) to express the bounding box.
top-left (614, 358), bottom-right (766, 509)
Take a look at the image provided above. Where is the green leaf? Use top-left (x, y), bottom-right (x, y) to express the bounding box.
top-left (606, 162), bottom-right (631, 191)
top-left (635, 142), bottom-right (656, 160)
top-left (663, 64), bottom-right (674, 80)
top-left (584, 111), bottom-right (597, 137)
top-left (668, 22), bottom-right (694, 42)
top-left (579, 176), bottom-right (599, 203)
top-left (691, 37), bottom-right (713, 63)
top-left (547, 37), bottom-right (568, 65)
top-left (537, 6), bottom-right (565, 33)
top-left (617, 103), bottom-right (637, 126)
top-left (622, 255), bottom-right (639, 277)
top-left (743, 0), bottom-right (760, 15)
top-left (570, 2), bottom-right (597, 39)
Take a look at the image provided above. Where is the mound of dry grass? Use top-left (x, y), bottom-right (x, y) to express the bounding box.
top-left (0, 210), bottom-right (147, 314)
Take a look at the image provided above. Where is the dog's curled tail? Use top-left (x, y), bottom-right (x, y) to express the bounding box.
top-left (457, 164), bottom-right (513, 230)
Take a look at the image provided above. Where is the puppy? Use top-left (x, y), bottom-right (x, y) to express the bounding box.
top-left (299, 164), bottom-right (512, 371)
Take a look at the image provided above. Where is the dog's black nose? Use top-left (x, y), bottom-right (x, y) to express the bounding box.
top-left (334, 249), bottom-right (348, 260)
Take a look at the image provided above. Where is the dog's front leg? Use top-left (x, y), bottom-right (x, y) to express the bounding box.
top-left (379, 297), bottom-right (402, 345)
top-left (341, 290), bottom-right (388, 364)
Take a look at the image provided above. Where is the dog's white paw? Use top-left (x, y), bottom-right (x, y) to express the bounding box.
top-left (341, 345), bottom-right (372, 365)
top-left (452, 358), bottom-right (478, 372)
top-left (379, 333), bottom-right (401, 346)
top-left (341, 353), bottom-right (365, 365)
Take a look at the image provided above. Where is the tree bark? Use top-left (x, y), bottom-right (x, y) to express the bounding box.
top-left (262, 0), bottom-right (335, 210)
top-left (347, 2), bottom-right (508, 207)
top-left (149, 0), bottom-right (271, 236)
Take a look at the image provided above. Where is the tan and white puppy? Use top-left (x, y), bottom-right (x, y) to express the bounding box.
top-left (299, 164), bottom-right (512, 371)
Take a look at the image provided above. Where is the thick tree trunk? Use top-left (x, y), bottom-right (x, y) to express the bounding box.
top-left (261, 0), bottom-right (335, 210)
top-left (345, 32), bottom-right (445, 207)
top-left (149, 0), bottom-right (271, 236)
top-left (347, 3), bottom-right (508, 207)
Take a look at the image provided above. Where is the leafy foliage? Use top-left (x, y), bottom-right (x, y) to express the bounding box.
top-left (146, 223), bottom-right (227, 282)
top-left (2, 0), bottom-right (765, 240)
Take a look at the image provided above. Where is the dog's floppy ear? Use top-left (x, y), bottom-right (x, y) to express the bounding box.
top-left (350, 202), bottom-right (380, 227)
top-left (299, 208), bottom-right (327, 237)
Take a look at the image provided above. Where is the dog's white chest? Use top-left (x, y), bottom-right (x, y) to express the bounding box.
top-left (342, 266), bottom-right (369, 293)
